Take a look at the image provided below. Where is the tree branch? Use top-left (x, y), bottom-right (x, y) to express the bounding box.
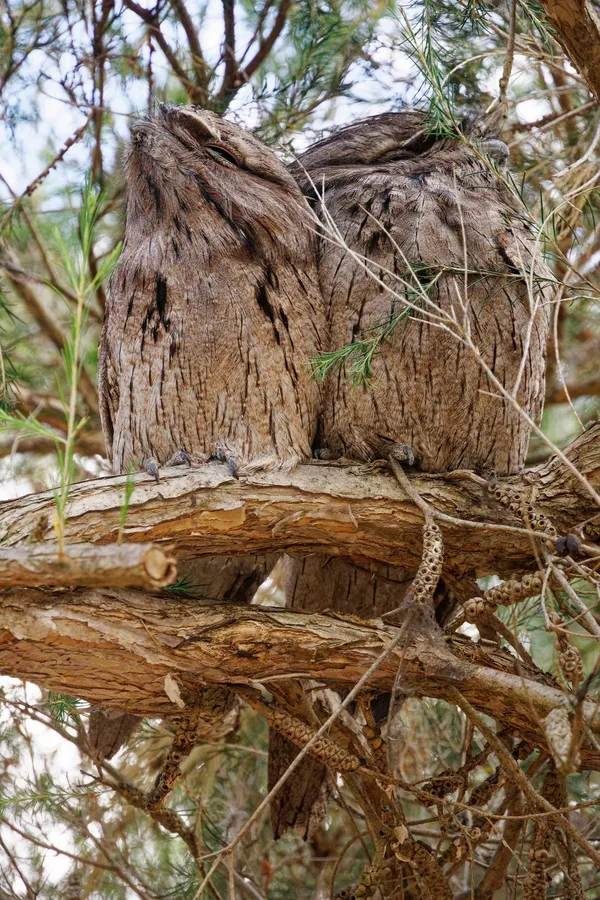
top-left (122, 0), bottom-right (207, 104)
top-left (0, 542), bottom-right (176, 589)
top-left (540, 0), bottom-right (600, 102)
top-left (243, 0), bottom-right (291, 79)
top-left (219, 0), bottom-right (237, 101)
top-left (0, 588), bottom-right (599, 769)
top-left (0, 430), bottom-right (105, 458)
top-left (0, 423), bottom-right (599, 580)
top-left (167, 0), bottom-right (209, 93)
top-left (547, 375), bottom-right (600, 404)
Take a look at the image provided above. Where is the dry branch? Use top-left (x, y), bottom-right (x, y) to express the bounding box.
top-left (0, 542), bottom-right (176, 589)
top-left (0, 426), bottom-right (598, 774)
top-left (0, 588), bottom-right (599, 769)
top-left (0, 423), bottom-right (598, 583)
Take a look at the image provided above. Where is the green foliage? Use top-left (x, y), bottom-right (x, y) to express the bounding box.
top-left (397, 2), bottom-right (462, 139)
top-left (118, 466), bottom-right (136, 542)
top-left (46, 692), bottom-right (83, 725)
top-left (163, 572), bottom-right (209, 599)
top-left (0, 180), bottom-right (119, 548)
top-left (252, 0), bottom-right (394, 140)
top-left (0, 785), bottom-right (101, 817)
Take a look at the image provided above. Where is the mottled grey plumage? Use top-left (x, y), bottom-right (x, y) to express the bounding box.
top-left (271, 110), bottom-right (553, 838)
top-left (99, 105), bottom-right (324, 475)
top-left (88, 707), bottom-right (140, 760)
top-left (96, 106), bottom-right (325, 759)
top-left (99, 105), bottom-right (324, 602)
top-left (291, 110), bottom-right (552, 475)
top-left (268, 734), bottom-right (331, 841)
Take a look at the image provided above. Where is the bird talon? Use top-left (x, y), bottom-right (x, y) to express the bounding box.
top-left (214, 446), bottom-right (239, 479)
top-left (142, 458), bottom-right (160, 481)
top-left (390, 443), bottom-right (416, 467)
top-left (165, 449), bottom-right (192, 467)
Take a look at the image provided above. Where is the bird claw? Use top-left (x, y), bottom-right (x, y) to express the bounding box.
top-left (390, 443), bottom-right (416, 467)
top-left (142, 449), bottom-right (192, 481)
top-left (142, 458), bottom-right (160, 481)
top-left (214, 447), bottom-right (239, 479)
top-left (165, 449), bottom-right (192, 468)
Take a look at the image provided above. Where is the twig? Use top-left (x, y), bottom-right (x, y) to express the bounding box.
top-left (191, 618), bottom-right (414, 898)
top-left (220, 0), bottom-right (237, 100)
top-left (451, 689), bottom-right (600, 869)
top-left (122, 0), bottom-right (206, 103)
top-left (498, 0), bottom-right (517, 116)
top-left (0, 114), bottom-right (93, 232)
top-left (243, 0), bottom-right (291, 79)
top-left (168, 0), bottom-right (209, 91)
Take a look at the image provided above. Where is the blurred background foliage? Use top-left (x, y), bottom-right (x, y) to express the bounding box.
top-left (1, 0), bottom-right (600, 896)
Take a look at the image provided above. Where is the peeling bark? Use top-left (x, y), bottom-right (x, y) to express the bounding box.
top-left (541, 0), bottom-right (600, 102)
top-left (1, 588), bottom-right (599, 769)
top-left (0, 427), bottom-right (599, 773)
top-left (0, 423), bottom-right (598, 585)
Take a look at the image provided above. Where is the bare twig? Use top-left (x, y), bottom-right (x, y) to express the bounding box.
top-left (0, 114), bottom-right (93, 232)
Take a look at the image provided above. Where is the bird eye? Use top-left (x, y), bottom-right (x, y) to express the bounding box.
top-left (207, 145), bottom-right (239, 166)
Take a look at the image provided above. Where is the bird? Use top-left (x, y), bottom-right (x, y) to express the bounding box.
top-left (99, 104), bottom-right (323, 480)
top-left (95, 105), bottom-right (325, 759)
top-left (269, 109), bottom-right (553, 838)
top-left (290, 109), bottom-right (551, 476)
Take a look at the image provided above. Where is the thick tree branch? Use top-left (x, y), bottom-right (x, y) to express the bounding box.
top-left (540, 0), bottom-right (600, 102)
top-left (0, 543), bottom-right (176, 589)
top-left (0, 589), bottom-right (599, 769)
top-left (0, 424), bottom-right (598, 581)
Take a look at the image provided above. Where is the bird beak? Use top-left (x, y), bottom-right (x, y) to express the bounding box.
top-left (482, 139), bottom-right (510, 165)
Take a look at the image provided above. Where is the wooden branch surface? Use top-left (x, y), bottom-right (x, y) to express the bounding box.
top-left (541, 0), bottom-right (600, 102)
top-left (0, 426), bottom-right (597, 765)
top-left (0, 543), bottom-right (177, 589)
top-left (1, 587), bottom-right (599, 769)
top-left (0, 423), bottom-right (599, 584)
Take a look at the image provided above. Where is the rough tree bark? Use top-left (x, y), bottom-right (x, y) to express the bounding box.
top-left (0, 422), bottom-right (598, 585)
top-left (1, 588), bottom-right (600, 768)
top-left (0, 543), bottom-right (177, 590)
top-left (0, 424), bottom-right (598, 771)
top-left (540, 0), bottom-right (600, 103)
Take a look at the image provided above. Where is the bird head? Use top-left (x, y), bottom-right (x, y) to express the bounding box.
top-left (125, 105), bottom-right (307, 254)
top-left (290, 110), bottom-right (511, 191)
